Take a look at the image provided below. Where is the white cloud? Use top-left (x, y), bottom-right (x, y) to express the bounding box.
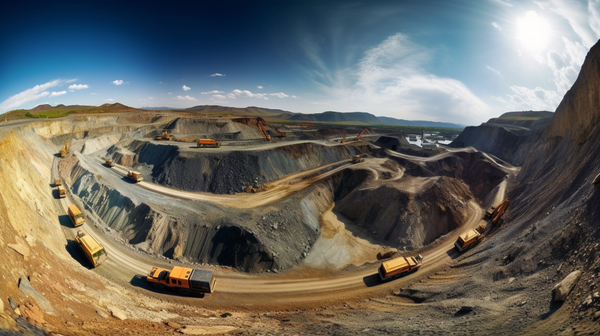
top-left (168, 92), bottom-right (172, 94)
top-left (182, 85), bottom-right (191, 91)
top-left (491, 22), bottom-right (502, 31)
top-left (68, 84), bottom-right (88, 91)
top-left (487, 66), bottom-right (500, 75)
top-left (0, 79), bottom-right (74, 112)
top-left (175, 95), bottom-right (197, 101)
top-left (210, 73), bottom-right (225, 77)
top-left (212, 94), bottom-right (227, 99)
top-left (91, 93), bottom-right (99, 95)
top-left (257, 85), bottom-right (263, 89)
top-left (201, 90), bottom-right (224, 94)
top-left (547, 0), bottom-right (600, 48)
top-left (292, 95), bottom-right (298, 98)
top-left (269, 92), bottom-right (289, 98)
top-left (503, 85), bottom-right (562, 111)
top-left (50, 91), bottom-right (67, 97)
top-left (112, 80), bottom-right (124, 85)
top-left (306, 33), bottom-right (493, 124)
top-left (106, 98), bottom-right (114, 102)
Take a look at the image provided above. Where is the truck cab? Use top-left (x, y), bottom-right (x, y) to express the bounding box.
top-left (68, 204), bottom-right (85, 227)
top-left (147, 266), bottom-right (216, 296)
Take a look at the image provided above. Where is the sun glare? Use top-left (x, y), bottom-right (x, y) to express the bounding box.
top-left (517, 11), bottom-right (550, 50)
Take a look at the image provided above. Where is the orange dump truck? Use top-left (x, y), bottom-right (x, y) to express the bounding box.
top-left (75, 230), bottom-right (107, 268)
top-left (454, 229), bottom-right (484, 252)
top-left (68, 204), bottom-right (85, 227)
top-left (378, 254), bottom-right (423, 281)
top-left (126, 171), bottom-right (143, 182)
top-left (147, 266), bottom-right (216, 297)
top-left (197, 139), bottom-right (221, 148)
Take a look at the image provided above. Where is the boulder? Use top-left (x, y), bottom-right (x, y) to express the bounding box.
top-left (552, 270), bottom-right (582, 302)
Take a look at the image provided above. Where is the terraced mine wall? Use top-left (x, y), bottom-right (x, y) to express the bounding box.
top-left (108, 140), bottom-right (367, 194)
top-left (62, 157), bottom-right (333, 272)
top-left (166, 117), bottom-right (263, 141)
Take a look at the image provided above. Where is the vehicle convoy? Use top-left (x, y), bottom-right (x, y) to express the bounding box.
top-left (154, 130), bottom-right (173, 140)
top-left (59, 139), bottom-right (70, 157)
top-left (351, 155), bottom-right (365, 163)
top-left (147, 266), bottom-right (216, 296)
top-left (126, 171), bottom-right (143, 182)
top-left (378, 254), bottom-right (423, 281)
top-left (57, 186), bottom-right (66, 198)
top-left (197, 139), bottom-right (221, 148)
top-left (68, 204), bottom-right (85, 227)
top-left (75, 230), bottom-right (107, 268)
top-left (490, 198), bottom-right (511, 224)
top-left (454, 224), bottom-right (486, 252)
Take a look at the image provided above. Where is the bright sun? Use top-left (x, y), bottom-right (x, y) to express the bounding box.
top-left (517, 11), bottom-right (550, 50)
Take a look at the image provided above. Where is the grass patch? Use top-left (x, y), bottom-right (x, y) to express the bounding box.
top-left (24, 110), bottom-right (77, 118)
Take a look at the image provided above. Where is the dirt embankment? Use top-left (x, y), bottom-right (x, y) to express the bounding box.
top-left (108, 140), bottom-right (365, 194)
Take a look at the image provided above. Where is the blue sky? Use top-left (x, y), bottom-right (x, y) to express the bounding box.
top-left (1, 0), bottom-right (599, 125)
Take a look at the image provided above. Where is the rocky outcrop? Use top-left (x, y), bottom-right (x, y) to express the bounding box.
top-left (552, 270), bottom-right (582, 302)
top-left (449, 113), bottom-right (551, 165)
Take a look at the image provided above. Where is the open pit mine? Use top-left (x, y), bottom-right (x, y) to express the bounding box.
top-left (3, 42), bottom-right (600, 336)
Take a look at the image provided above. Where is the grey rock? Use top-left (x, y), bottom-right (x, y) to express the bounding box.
top-left (552, 270), bottom-right (582, 302)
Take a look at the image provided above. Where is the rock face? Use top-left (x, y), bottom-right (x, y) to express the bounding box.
top-left (449, 112), bottom-right (552, 165)
top-left (552, 270), bottom-right (582, 302)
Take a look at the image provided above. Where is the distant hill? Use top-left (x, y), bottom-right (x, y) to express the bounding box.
top-left (287, 111), bottom-right (381, 123)
top-left (377, 116), bottom-right (465, 129)
top-left (486, 111), bottom-right (554, 128)
top-left (140, 106), bottom-right (181, 110)
top-left (5, 103), bottom-right (465, 129)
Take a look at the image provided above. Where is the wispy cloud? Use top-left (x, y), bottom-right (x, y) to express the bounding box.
top-left (50, 91), bottom-right (67, 97)
top-left (68, 84), bottom-right (88, 92)
top-left (201, 90), bottom-right (223, 94)
top-left (0, 79), bottom-right (75, 112)
top-left (175, 95), bottom-right (197, 101)
top-left (106, 98), bottom-right (114, 102)
top-left (112, 79), bottom-right (124, 85)
top-left (487, 66), bottom-right (500, 75)
top-left (91, 93), bottom-right (99, 95)
top-left (210, 73), bottom-right (225, 77)
top-left (257, 85), bottom-right (263, 89)
top-left (305, 33), bottom-right (492, 124)
top-left (182, 85), bottom-right (191, 91)
top-left (491, 22), bottom-right (502, 31)
top-left (228, 89), bottom-right (267, 99)
top-left (270, 92), bottom-right (289, 98)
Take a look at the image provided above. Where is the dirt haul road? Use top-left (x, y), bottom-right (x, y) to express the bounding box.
top-left (53, 144), bottom-right (504, 305)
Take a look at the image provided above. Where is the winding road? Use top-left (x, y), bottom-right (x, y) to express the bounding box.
top-left (51, 142), bottom-right (511, 304)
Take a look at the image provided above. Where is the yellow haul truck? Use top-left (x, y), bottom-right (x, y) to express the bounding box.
top-left (454, 228), bottom-right (484, 252)
top-left (378, 254), bottom-right (423, 281)
top-left (75, 230), bottom-right (107, 268)
top-left (147, 266), bottom-right (216, 297)
top-left (57, 186), bottom-right (67, 198)
top-left (68, 204), bottom-right (85, 227)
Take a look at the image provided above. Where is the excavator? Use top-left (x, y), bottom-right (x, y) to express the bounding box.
top-left (490, 197), bottom-right (511, 224)
top-left (59, 139), bottom-right (70, 157)
top-left (341, 128), bottom-right (368, 143)
top-left (257, 121), bottom-right (271, 141)
top-left (154, 130), bottom-right (174, 141)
